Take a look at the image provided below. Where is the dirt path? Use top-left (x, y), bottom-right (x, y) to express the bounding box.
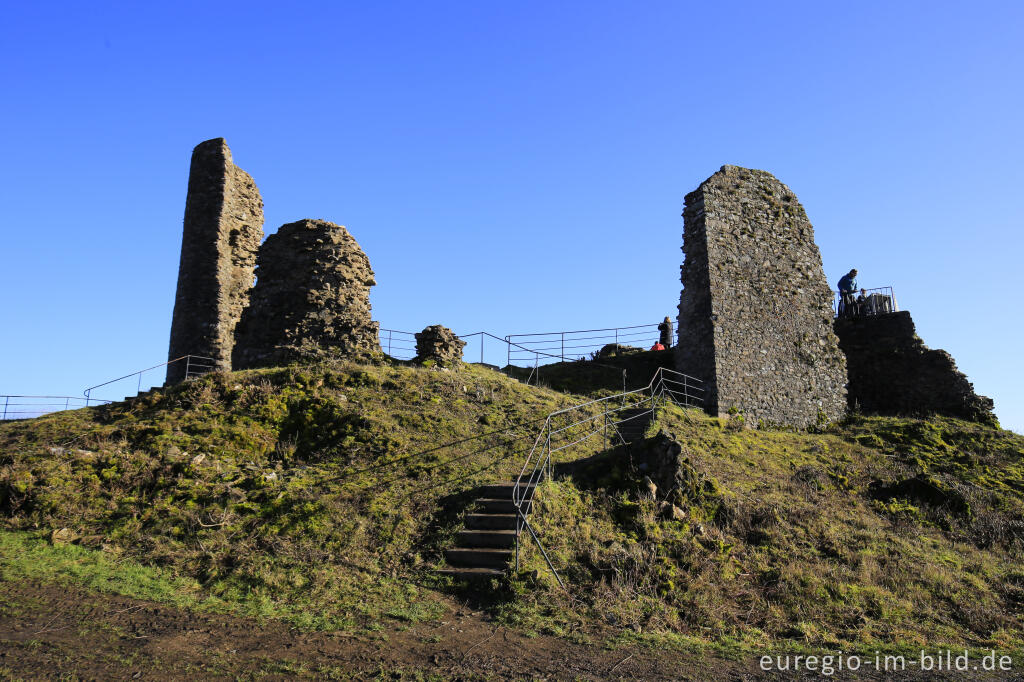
top-left (0, 579), bottom-right (1003, 680)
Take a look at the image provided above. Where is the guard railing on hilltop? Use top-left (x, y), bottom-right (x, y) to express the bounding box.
top-left (0, 395), bottom-right (112, 421)
top-left (505, 323), bottom-right (661, 367)
top-left (83, 354), bottom-right (216, 405)
top-left (381, 322), bottom-right (665, 388)
top-left (511, 366), bottom-right (703, 587)
top-left (833, 286), bottom-right (899, 318)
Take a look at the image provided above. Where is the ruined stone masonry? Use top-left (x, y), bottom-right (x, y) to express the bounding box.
top-left (232, 219), bottom-right (379, 369)
top-left (414, 325), bottom-right (466, 365)
top-left (676, 165), bottom-right (847, 427)
top-left (167, 138), bottom-right (264, 384)
top-left (834, 311), bottom-right (996, 424)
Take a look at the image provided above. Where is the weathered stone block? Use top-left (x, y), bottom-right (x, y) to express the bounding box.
top-left (675, 165), bottom-right (847, 427)
top-left (232, 219), bottom-right (379, 368)
top-left (166, 138), bottom-right (264, 383)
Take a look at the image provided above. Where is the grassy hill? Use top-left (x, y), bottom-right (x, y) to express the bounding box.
top-left (2, 356), bottom-right (1023, 659)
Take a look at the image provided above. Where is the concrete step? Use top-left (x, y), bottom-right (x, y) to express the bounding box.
top-left (445, 547), bottom-right (513, 568)
top-left (457, 529), bottom-right (516, 548)
top-left (479, 483), bottom-right (535, 499)
top-left (475, 498), bottom-right (521, 514)
top-left (465, 513), bottom-right (517, 530)
top-left (436, 566), bottom-right (505, 579)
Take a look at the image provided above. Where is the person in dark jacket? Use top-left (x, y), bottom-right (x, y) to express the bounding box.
top-left (657, 316), bottom-right (674, 347)
top-left (837, 269), bottom-right (858, 317)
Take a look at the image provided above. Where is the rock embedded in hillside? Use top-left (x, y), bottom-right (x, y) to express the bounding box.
top-left (414, 325), bottom-right (466, 365)
top-left (232, 219), bottom-right (379, 368)
top-left (50, 528), bottom-right (78, 544)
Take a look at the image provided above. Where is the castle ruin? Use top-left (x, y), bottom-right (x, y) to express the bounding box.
top-left (676, 165), bottom-right (847, 427)
top-left (166, 139), bottom-right (264, 383)
top-left (835, 311), bottom-right (995, 423)
top-left (167, 140), bottom-right (377, 380)
top-left (232, 219), bottom-right (379, 369)
top-left (163, 140), bottom-right (994, 429)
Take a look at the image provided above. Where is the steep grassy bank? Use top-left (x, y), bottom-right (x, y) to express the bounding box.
top-left (0, 359), bottom-right (589, 630)
top-left (2, 358), bottom-right (1023, 657)
top-left (512, 406), bottom-right (1024, 653)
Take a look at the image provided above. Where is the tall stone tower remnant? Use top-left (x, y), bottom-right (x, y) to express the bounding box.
top-left (166, 138), bottom-right (264, 383)
top-left (232, 219), bottom-right (380, 369)
top-left (676, 165), bottom-right (847, 427)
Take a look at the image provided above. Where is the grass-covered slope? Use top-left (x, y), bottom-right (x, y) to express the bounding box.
top-left (2, 358), bottom-right (1023, 656)
top-left (514, 407), bottom-right (1024, 652)
top-left (0, 359), bottom-right (585, 629)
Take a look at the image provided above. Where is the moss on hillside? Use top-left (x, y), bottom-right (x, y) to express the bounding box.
top-left (0, 359), bottom-right (583, 630)
top-left (2, 359), bottom-right (1023, 655)
top-left (511, 407), bottom-right (1024, 652)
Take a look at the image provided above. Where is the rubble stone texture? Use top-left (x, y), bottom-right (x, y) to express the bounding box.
top-left (414, 325), bottom-right (466, 365)
top-left (834, 311), bottom-right (996, 424)
top-left (675, 165), bottom-right (847, 427)
top-left (167, 138), bottom-right (264, 384)
top-left (232, 219), bottom-right (379, 369)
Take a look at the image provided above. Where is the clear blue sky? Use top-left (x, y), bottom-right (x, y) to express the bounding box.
top-left (2, 1), bottom-right (1022, 431)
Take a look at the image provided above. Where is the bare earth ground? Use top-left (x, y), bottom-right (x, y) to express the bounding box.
top-left (0, 579), bottom-right (1016, 681)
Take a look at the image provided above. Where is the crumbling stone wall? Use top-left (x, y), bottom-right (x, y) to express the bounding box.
top-left (232, 219), bottom-right (379, 368)
top-left (834, 311), bottom-right (995, 424)
top-left (676, 165), bottom-right (847, 427)
top-left (414, 325), bottom-right (466, 365)
top-left (167, 138), bottom-right (264, 384)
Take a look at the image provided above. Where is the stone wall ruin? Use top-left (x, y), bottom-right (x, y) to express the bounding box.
top-left (414, 325), bottom-right (466, 365)
top-left (166, 138), bottom-right (264, 384)
top-left (676, 165), bottom-right (847, 427)
top-left (834, 311), bottom-right (996, 424)
top-left (232, 219), bottom-right (379, 369)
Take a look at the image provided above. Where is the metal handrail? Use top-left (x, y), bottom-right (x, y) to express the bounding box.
top-left (1, 395), bottom-right (113, 421)
top-left (83, 354), bottom-right (215, 405)
top-left (833, 286), bottom-right (898, 317)
top-left (379, 322), bottom-right (670, 385)
top-left (510, 366), bottom-right (703, 585)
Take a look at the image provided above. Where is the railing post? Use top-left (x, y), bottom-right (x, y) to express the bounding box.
top-left (137, 371), bottom-right (142, 395)
top-left (84, 390), bottom-right (90, 407)
top-left (560, 332), bottom-right (564, 361)
top-left (185, 356), bottom-right (192, 380)
top-left (388, 330), bottom-right (393, 356)
top-left (603, 409), bottom-right (608, 449)
top-left (515, 516), bottom-right (520, 571)
top-left (3, 396), bottom-right (7, 420)
top-left (480, 333), bottom-right (484, 364)
top-left (506, 336), bottom-right (511, 372)
top-left (545, 431), bottom-right (551, 481)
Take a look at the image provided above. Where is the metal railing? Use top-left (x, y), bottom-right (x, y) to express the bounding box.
top-left (505, 324), bottom-right (661, 367)
top-left (1, 395), bottom-right (112, 421)
top-left (380, 323), bottom-right (668, 388)
top-left (511, 366), bottom-right (704, 586)
top-left (379, 328), bottom-right (418, 361)
top-left (84, 354), bottom-right (216, 405)
top-left (833, 286), bottom-right (898, 318)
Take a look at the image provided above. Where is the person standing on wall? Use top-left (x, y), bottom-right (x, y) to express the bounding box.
top-left (658, 316), bottom-right (674, 348)
top-left (837, 269), bottom-right (858, 317)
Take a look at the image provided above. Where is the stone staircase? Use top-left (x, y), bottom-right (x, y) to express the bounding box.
top-left (438, 411), bottom-right (656, 579)
top-left (438, 482), bottom-right (533, 578)
top-left (615, 407), bottom-right (654, 444)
